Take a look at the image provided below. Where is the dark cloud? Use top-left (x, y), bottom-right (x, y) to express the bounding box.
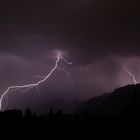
top-left (0, 0), bottom-right (139, 65)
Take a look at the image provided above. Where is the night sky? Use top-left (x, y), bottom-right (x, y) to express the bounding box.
top-left (0, 0), bottom-right (140, 110)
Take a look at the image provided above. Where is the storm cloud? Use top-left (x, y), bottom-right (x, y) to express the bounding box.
top-left (0, 0), bottom-right (139, 62)
top-left (0, 0), bottom-right (139, 110)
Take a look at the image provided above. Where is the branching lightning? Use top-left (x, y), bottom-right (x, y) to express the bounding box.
top-left (57, 67), bottom-right (74, 88)
top-left (123, 65), bottom-right (138, 84)
top-left (0, 53), bottom-right (72, 111)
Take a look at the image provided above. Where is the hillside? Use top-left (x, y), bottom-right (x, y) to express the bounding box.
top-left (81, 84), bottom-right (140, 117)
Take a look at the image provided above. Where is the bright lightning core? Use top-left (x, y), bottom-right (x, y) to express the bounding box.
top-left (0, 53), bottom-right (72, 111)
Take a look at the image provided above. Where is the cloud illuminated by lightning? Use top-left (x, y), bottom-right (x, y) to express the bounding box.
top-left (123, 65), bottom-right (138, 84)
top-left (0, 52), bottom-right (72, 111)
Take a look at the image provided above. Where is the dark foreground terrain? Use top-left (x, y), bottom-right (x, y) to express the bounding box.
top-left (1, 84), bottom-right (140, 139)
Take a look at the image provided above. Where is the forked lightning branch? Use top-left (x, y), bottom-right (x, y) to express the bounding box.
top-left (0, 53), bottom-right (72, 111)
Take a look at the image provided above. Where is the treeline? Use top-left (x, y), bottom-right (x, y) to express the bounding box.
top-left (0, 106), bottom-right (140, 129)
top-left (0, 107), bottom-right (139, 138)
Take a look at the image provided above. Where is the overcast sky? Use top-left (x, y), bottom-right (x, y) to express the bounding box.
top-left (0, 0), bottom-right (140, 110)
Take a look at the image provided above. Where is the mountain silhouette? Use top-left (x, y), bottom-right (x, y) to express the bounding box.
top-left (80, 84), bottom-right (140, 117)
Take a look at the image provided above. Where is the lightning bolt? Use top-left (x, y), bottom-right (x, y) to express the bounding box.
top-left (123, 65), bottom-right (138, 84)
top-left (0, 53), bottom-right (72, 111)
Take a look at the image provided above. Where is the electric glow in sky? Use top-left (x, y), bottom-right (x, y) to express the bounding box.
top-left (0, 52), bottom-right (72, 111)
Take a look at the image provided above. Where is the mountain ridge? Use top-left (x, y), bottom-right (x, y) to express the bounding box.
top-left (80, 84), bottom-right (140, 116)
